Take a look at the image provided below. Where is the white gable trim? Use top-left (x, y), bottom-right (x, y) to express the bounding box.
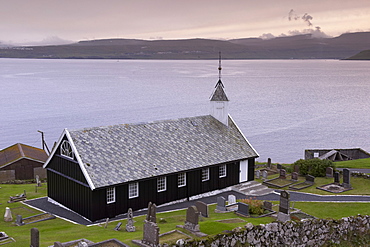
top-left (43, 129), bottom-right (96, 190)
top-left (229, 114), bottom-right (259, 157)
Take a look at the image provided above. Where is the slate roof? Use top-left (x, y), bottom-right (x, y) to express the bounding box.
top-left (0, 143), bottom-right (48, 168)
top-left (67, 115), bottom-right (258, 189)
top-left (210, 80), bottom-right (229, 101)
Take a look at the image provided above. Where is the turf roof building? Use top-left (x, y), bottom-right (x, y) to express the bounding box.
top-left (0, 143), bottom-right (48, 182)
top-left (44, 69), bottom-right (259, 222)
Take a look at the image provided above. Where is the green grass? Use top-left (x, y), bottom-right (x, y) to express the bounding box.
top-left (335, 158), bottom-right (370, 169)
top-left (293, 202), bottom-right (370, 219)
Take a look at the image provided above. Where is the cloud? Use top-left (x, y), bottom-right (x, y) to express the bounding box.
top-left (259, 33), bottom-right (275, 40)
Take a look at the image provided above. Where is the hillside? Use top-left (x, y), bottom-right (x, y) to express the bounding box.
top-left (1, 32), bottom-right (370, 59)
top-left (345, 49), bottom-right (370, 60)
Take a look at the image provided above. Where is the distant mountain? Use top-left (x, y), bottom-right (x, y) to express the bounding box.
top-left (1, 32), bottom-right (369, 59)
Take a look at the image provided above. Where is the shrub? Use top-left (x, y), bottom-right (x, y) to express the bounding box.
top-left (239, 197), bottom-right (264, 215)
top-left (293, 158), bottom-right (335, 177)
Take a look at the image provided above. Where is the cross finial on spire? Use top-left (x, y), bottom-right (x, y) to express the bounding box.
top-left (218, 51), bottom-right (222, 80)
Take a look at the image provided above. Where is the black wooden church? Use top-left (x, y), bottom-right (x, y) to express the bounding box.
top-left (44, 64), bottom-right (259, 222)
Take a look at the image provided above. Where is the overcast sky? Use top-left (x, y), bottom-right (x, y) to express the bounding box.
top-left (1, 0), bottom-right (370, 45)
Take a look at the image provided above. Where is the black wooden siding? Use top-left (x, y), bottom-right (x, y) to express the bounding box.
top-left (47, 156), bottom-right (255, 222)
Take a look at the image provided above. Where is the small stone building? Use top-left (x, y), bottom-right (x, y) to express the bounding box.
top-left (0, 143), bottom-right (48, 182)
top-left (305, 148), bottom-right (370, 162)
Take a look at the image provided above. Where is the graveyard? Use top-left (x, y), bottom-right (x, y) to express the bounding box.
top-left (0, 159), bottom-right (370, 246)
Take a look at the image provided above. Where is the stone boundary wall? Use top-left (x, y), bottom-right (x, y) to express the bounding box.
top-left (182, 215), bottom-right (369, 247)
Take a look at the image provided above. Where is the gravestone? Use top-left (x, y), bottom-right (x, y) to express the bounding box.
top-left (291, 172), bottom-right (298, 181)
top-left (277, 164), bottom-right (282, 170)
top-left (267, 158), bottom-right (271, 169)
top-left (35, 175), bottom-right (41, 187)
top-left (141, 202), bottom-right (159, 246)
top-left (216, 196), bottom-right (226, 211)
top-left (236, 202), bottom-right (249, 217)
top-left (277, 191), bottom-right (290, 222)
top-left (16, 215), bottom-right (24, 226)
top-left (279, 191), bottom-right (290, 214)
top-left (306, 175), bottom-right (315, 184)
top-left (195, 201), bottom-right (208, 217)
top-left (256, 170), bottom-right (261, 179)
top-left (279, 169), bottom-right (286, 179)
top-left (293, 165), bottom-right (299, 173)
top-left (30, 228), bottom-right (39, 247)
top-left (326, 167), bottom-right (334, 178)
top-left (262, 170), bottom-right (268, 179)
top-left (142, 221), bottom-right (159, 247)
top-left (114, 222), bottom-right (122, 231)
top-left (126, 208), bottom-right (136, 232)
top-left (104, 218), bottom-right (109, 228)
top-left (184, 206), bottom-right (200, 232)
top-left (334, 172), bottom-right (340, 184)
top-left (146, 202), bottom-right (157, 223)
top-left (4, 207), bottom-right (13, 222)
top-left (263, 201), bottom-right (272, 211)
top-left (228, 194), bottom-right (236, 205)
top-left (342, 168), bottom-right (351, 188)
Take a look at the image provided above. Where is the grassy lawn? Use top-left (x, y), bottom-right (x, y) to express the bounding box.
top-left (335, 158), bottom-right (370, 169)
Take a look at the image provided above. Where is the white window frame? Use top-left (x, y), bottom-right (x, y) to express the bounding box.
top-left (219, 164), bottom-right (227, 178)
top-left (106, 187), bottom-right (116, 204)
top-left (60, 140), bottom-right (74, 159)
top-left (202, 168), bottom-right (209, 182)
top-left (128, 182), bottom-right (139, 199)
top-left (157, 176), bottom-right (166, 192)
top-left (314, 152), bottom-right (319, 158)
top-left (178, 173), bottom-right (186, 187)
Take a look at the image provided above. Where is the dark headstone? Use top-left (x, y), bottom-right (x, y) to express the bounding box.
top-left (185, 206), bottom-right (199, 225)
top-left (343, 168), bottom-right (351, 188)
top-left (195, 201), bottom-right (208, 217)
top-left (114, 222), bottom-right (122, 231)
top-left (216, 196), bottom-right (226, 211)
top-left (279, 169), bottom-right (286, 179)
top-left (236, 202), bottom-right (249, 217)
top-left (126, 208), bottom-right (136, 232)
top-left (267, 158), bottom-right (271, 169)
top-left (334, 171), bottom-right (340, 184)
top-left (279, 190), bottom-right (290, 215)
top-left (277, 164), bottom-right (282, 170)
top-left (16, 215), bottom-right (24, 226)
top-left (184, 206), bottom-right (200, 232)
top-left (30, 228), bottom-right (39, 247)
top-left (326, 167), bottom-right (334, 178)
top-left (291, 172), bottom-right (298, 181)
top-left (146, 202), bottom-right (157, 223)
top-left (263, 201), bottom-right (272, 211)
top-left (306, 175), bottom-right (315, 184)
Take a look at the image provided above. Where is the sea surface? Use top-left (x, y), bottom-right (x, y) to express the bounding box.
top-left (1, 58), bottom-right (369, 163)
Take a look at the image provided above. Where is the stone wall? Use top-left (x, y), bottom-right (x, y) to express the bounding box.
top-left (182, 215), bottom-right (370, 247)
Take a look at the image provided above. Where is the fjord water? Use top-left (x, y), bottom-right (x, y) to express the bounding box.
top-left (0, 58), bottom-right (369, 163)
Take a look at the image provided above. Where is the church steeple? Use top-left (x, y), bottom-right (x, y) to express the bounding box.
top-left (210, 52), bottom-right (229, 126)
